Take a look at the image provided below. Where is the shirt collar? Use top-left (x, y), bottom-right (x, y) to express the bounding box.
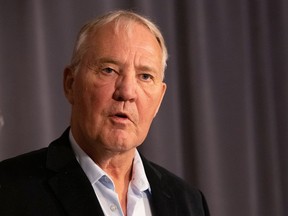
top-left (69, 129), bottom-right (150, 192)
top-left (69, 130), bottom-right (104, 184)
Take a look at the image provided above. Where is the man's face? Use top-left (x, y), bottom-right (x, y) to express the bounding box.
top-left (64, 21), bottom-right (166, 154)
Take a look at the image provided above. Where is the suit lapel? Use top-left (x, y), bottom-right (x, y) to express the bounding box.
top-left (46, 129), bottom-right (104, 216)
top-left (142, 157), bottom-right (177, 216)
top-left (45, 130), bottom-right (177, 216)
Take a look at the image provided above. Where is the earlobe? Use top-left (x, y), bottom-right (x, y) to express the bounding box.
top-left (63, 67), bottom-right (75, 104)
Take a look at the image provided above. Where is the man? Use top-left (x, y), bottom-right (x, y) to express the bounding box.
top-left (0, 10), bottom-right (209, 216)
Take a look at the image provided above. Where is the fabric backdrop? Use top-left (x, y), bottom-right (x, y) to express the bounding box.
top-left (0, 0), bottom-right (287, 215)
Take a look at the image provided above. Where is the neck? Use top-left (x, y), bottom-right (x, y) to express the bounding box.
top-left (83, 145), bottom-right (135, 216)
top-left (96, 150), bottom-right (135, 179)
top-left (94, 150), bottom-right (134, 216)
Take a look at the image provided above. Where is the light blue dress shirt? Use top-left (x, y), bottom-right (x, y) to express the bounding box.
top-left (69, 131), bottom-right (152, 216)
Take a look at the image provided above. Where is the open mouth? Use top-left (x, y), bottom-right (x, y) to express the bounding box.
top-left (115, 113), bottom-right (128, 119)
top-left (109, 112), bottom-right (135, 125)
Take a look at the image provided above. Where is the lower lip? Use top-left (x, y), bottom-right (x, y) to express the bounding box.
top-left (110, 116), bottom-right (130, 124)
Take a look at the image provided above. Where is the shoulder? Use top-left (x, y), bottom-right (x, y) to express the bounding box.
top-left (146, 160), bottom-right (198, 192)
top-left (0, 147), bottom-right (48, 169)
top-left (0, 128), bottom-right (71, 179)
top-left (142, 157), bottom-right (210, 215)
top-left (0, 148), bottom-right (49, 180)
top-left (141, 156), bottom-right (191, 188)
top-left (0, 148), bottom-right (50, 211)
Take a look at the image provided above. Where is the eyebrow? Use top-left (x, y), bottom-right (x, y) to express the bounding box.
top-left (137, 65), bottom-right (156, 73)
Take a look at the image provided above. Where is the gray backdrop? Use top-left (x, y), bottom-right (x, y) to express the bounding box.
top-left (0, 0), bottom-right (287, 216)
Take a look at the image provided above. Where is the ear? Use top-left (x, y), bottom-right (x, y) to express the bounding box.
top-left (153, 82), bottom-right (167, 117)
top-left (63, 67), bottom-right (75, 104)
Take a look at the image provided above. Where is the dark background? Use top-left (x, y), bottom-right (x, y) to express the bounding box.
top-left (0, 1), bottom-right (287, 215)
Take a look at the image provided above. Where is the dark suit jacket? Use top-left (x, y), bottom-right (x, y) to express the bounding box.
top-left (0, 129), bottom-right (209, 216)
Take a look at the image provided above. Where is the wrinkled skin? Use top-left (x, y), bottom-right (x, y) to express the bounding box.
top-left (64, 21), bottom-right (166, 161)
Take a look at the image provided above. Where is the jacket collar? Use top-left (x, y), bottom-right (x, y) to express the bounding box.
top-left (141, 156), bottom-right (176, 216)
top-left (46, 128), bottom-right (176, 216)
top-left (46, 128), bottom-right (104, 216)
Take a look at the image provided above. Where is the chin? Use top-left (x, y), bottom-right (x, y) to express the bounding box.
top-left (104, 138), bottom-right (137, 152)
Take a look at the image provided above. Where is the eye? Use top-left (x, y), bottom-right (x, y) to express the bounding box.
top-left (140, 73), bottom-right (153, 81)
top-left (102, 67), bottom-right (116, 74)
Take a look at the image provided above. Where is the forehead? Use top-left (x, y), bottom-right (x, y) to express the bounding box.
top-left (90, 19), bottom-right (158, 43)
top-left (85, 21), bottom-right (163, 63)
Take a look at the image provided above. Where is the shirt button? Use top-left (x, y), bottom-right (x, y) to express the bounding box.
top-left (110, 204), bottom-right (117, 212)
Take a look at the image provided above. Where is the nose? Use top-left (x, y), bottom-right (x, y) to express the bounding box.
top-left (112, 74), bottom-right (137, 102)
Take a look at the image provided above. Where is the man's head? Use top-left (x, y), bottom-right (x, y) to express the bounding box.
top-left (64, 10), bottom-right (167, 155)
top-left (70, 10), bottom-right (168, 77)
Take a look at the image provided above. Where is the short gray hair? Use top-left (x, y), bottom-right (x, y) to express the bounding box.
top-left (69, 10), bottom-right (168, 77)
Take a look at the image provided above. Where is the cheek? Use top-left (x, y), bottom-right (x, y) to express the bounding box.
top-left (73, 80), bottom-right (98, 115)
top-left (143, 86), bottom-right (164, 112)
top-left (75, 75), bottom-right (111, 104)
top-left (79, 89), bottom-right (106, 114)
top-left (138, 95), bottom-right (160, 124)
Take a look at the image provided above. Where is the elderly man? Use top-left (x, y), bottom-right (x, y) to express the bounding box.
top-left (0, 10), bottom-right (209, 216)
